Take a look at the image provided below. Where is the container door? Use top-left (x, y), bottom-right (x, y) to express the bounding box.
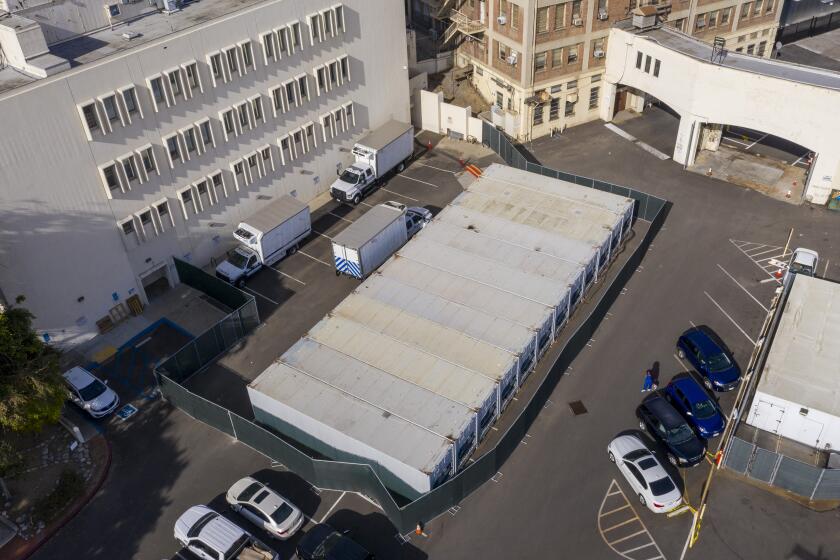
top-left (752, 400), bottom-right (785, 434)
top-left (333, 243), bottom-right (362, 278)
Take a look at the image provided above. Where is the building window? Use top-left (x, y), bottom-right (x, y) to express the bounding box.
top-left (552, 47), bottom-right (563, 67)
top-left (754, 0), bottom-right (763, 13)
top-left (183, 128), bottom-right (197, 156)
top-left (334, 5), bottom-right (344, 31)
top-left (278, 27), bottom-right (290, 56)
top-left (758, 41), bottom-right (767, 56)
top-left (261, 146), bottom-right (274, 173)
top-left (122, 157), bottom-right (138, 182)
top-left (567, 44), bottom-right (579, 64)
top-left (155, 200), bottom-right (172, 230)
top-left (333, 108), bottom-right (345, 135)
top-left (184, 63), bottom-right (200, 92)
top-left (222, 109), bottom-right (236, 138)
top-left (565, 99), bottom-right (576, 117)
top-left (708, 11), bottom-right (717, 27)
top-left (554, 4), bottom-right (566, 29)
top-left (279, 136), bottom-right (294, 164)
top-left (102, 95), bottom-right (120, 123)
top-left (653, 59), bottom-right (661, 77)
top-left (121, 219), bottom-right (135, 237)
top-left (592, 37), bottom-right (605, 58)
top-left (305, 122), bottom-right (317, 150)
top-left (291, 21), bottom-right (302, 50)
top-left (178, 187), bottom-right (196, 219)
top-left (226, 47), bottom-right (239, 75)
top-left (316, 66), bottom-right (328, 95)
top-left (511, 3), bottom-right (520, 28)
top-left (567, 79), bottom-right (578, 90)
top-left (328, 60), bottom-right (339, 88)
top-left (636, 51), bottom-right (643, 69)
top-left (168, 70), bottom-right (182, 100)
top-left (210, 172), bottom-right (227, 199)
top-left (81, 103), bottom-right (100, 134)
top-left (320, 113), bottom-right (335, 142)
top-left (285, 80), bottom-right (298, 107)
top-left (644, 55), bottom-right (652, 72)
top-left (140, 146), bottom-right (156, 175)
top-left (536, 7), bottom-right (549, 32)
top-left (149, 76), bottom-right (166, 107)
top-left (339, 56), bottom-right (350, 82)
top-left (166, 135), bottom-right (182, 166)
top-left (298, 75), bottom-right (310, 102)
top-left (747, 44), bottom-right (755, 54)
top-left (598, 0), bottom-right (607, 19)
top-left (589, 86), bottom-right (599, 109)
top-left (309, 13), bottom-right (323, 44)
top-left (533, 104), bottom-right (544, 125)
top-left (695, 13), bottom-right (706, 29)
top-left (199, 120), bottom-right (214, 148)
top-left (271, 87), bottom-right (285, 114)
top-left (252, 96), bottom-right (264, 123)
top-left (102, 164), bottom-right (120, 192)
top-left (766, 0), bottom-right (774, 13)
top-left (591, 74), bottom-right (601, 83)
top-left (549, 97), bottom-right (560, 120)
top-left (741, 3), bottom-right (751, 18)
top-left (262, 32), bottom-right (276, 62)
top-left (237, 103), bottom-right (250, 130)
top-left (138, 210), bottom-right (154, 236)
top-left (195, 180), bottom-right (211, 208)
top-left (344, 102), bottom-right (355, 127)
top-left (209, 53), bottom-right (224, 84)
top-left (720, 8), bottom-right (730, 24)
top-left (241, 41), bottom-right (254, 70)
top-left (247, 154), bottom-right (260, 180)
top-left (323, 8), bottom-right (334, 37)
top-left (233, 161), bottom-right (247, 189)
top-left (121, 88), bottom-right (139, 117)
top-left (534, 52), bottom-right (547, 72)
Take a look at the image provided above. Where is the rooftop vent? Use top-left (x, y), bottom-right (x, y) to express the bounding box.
top-left (631, 6), bottom-right (658, 29)
top-left (122, 31), bottom-right (140, 40)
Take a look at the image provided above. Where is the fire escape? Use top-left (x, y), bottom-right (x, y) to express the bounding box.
top-left (437, 0), bottom-right (486, 45)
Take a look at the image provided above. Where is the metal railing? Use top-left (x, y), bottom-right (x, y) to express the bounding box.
top-left (154, 133), bottom-right (671, 534)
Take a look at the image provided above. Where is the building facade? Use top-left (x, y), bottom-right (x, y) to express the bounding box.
top-left (439, 0), bottom-right (783, 140)
top-left (0, 0), bottom-right (410, 346)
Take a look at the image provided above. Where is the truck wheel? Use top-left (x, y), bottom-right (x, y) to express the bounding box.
top-left (235, 279), bottom-right (244, 288)
top-left (353, 194), bottom-right (361, 205)
top-left (397, 161), bottom-right (406, 173)
top-left (335, 270), bottom-right (341, 276)
top-left (289, 244), bottom-right (298, 256)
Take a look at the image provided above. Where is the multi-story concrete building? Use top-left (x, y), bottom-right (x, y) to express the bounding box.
top-left (0, 0), bottom-right (409, 346)
top-left (436, 0), bottom-right (783, 140)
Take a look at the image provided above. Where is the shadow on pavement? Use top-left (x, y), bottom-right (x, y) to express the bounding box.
top-left (325, 508), bottom-right (428, 560)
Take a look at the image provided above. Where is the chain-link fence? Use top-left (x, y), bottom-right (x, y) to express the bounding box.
top-left (154, 131), bottom-right (671, 533)
top-left (724, 436), bottom-right (840, 500)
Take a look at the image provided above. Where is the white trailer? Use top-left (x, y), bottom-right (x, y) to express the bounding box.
top-left (329, 120), bottom-right (415, 205)
top-left (215, 196), bottom-right (311, 285)
top-left (332, 201), bottom-right (408, 279)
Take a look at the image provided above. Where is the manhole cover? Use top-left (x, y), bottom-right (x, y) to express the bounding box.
top-left (568, 400), bottom-right (587, 415)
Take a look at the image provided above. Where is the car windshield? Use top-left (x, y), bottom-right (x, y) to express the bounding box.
top-left (228, 251), bottom-right (249, 269)
top-left (693, 399), bottom-right (718, 420)
top-left (78, 379), bottom-right (107, 401)
top-left (340, 170), bottom-right (360, 183)
top-left (706, 352), bottom-right (732, 372)
top-left (269, 502), bottom-right (294, 524)
top-left (789, 261), bottom-right (813, 275)
top-left (314, 532), bottom-right (342, 556)
top-left (237, 482), bottom-right (262, 502)
top-left (667, 424), bottom-right (695, 444)
top-left (650, 476), bottom-right (676, 497)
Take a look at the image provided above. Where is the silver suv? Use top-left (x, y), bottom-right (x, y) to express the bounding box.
top-left (62, 367), bottom-right (119, 418)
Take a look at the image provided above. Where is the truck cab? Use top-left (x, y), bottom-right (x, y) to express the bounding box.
top-left (174, 505), bottom-right (277, 560)
top-left (784, 248), bottom-right (819, 285)
top-left (330, 163), bottom-right (376, 205)
top-left (215, 246), bottom-right (260, 286)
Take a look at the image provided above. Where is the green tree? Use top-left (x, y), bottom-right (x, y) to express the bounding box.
top-left (0, 299), bottom-right (65, 432)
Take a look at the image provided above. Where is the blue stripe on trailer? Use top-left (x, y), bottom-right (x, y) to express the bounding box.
top-left (334, 256), bottom-right (362, 278)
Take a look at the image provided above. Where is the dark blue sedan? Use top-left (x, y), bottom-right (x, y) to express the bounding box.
top-left (664, 377), bottom-right (726, 439)
top-left (676, 328), bottom-right (741, 392)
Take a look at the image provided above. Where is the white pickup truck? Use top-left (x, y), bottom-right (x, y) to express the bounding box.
top-left (174, 505), bottom-right (277, 560)
top-left (784, 247), bottom-right (819, 285)
top-left (330, 120), bottom-right (414, 205)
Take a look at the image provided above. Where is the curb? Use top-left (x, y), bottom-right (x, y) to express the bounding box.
top-left (2, 435), bottom-right (113, 560)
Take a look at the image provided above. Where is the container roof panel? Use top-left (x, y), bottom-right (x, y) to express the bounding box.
top-left (244, 195), bottom-right (308, 233)
top-left (357, 120), bottom-right (413, 151)
top-left (332, 203), bottom-right (403, 249)
top-left (757, 275), bottom-right (840, 417)
top-left (250, 365), bottom-right (450, 474)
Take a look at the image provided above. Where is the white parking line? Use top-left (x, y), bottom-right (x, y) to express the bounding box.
top-left (704, 291), bottom-right (756, 345)
top-left (674, 354), bottom-right (690, 372)
top-left (744, 246), bottom-right (775, 257)
top-left (716, 264), bottom-right (769, 312)
top-left (598, 480), bottom-right (667, 560)
top-left (319, 491), bottom-right (346, 524)
top-left (381, 187), bottom-right (419, 202)
top-left (722, 136), bottom-right (751, 147)
top-left (241, 286), bottom-right (280, 306)
top-left (312, 229), bottom-right (333, 240)
top-left (746, 132), bottom-right (769, 149)
top-left (328, 211), bottom-right (353, 223)
top-left (412, 161), bottom-right (458, 174)
top-left (275, 269), bottom-right (306, 286)
top-left (755, 253), bottom-right (787, 263)
top-left (298, 250), bottom-right (332, 268)
top-left (397, 174), bottom-right (440, 189)
top-left (792, 152), bottom-right (810, 166)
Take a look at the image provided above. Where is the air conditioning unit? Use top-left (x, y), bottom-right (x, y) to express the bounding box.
top-left (573, 17), bottom-right (583, 26)
top-left (497, 14), bottom-right (507, 25)
top-left (594, 49), bottom-right (605, 58)
top-left (506, 53), bottom-right (518, 65)
top-left (598, 9), bottom-right (609, 20)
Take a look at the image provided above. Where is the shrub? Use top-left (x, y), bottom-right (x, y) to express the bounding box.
top-left (32, 468), bottom-right (85, 523)
top-left (0, 440), bottom-right (23, 478)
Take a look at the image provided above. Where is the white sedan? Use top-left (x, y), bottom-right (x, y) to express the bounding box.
top-left (607, 434), bottom-right (683, 513)
top-left (225, 477), bottom-right (304, 540)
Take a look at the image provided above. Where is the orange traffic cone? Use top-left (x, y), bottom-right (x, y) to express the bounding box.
top-left (775, 269), bottom-right (783, 279)
top-left (415, 523), bottom-right (423, 535)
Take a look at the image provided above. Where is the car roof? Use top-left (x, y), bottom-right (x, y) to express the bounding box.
top-left (643, 394), bottom-right (685, 427)
top-left (297, 523), bottom-right (337, 555)
top-left (683, 329), bottom-right (722, 354)
top-left (669, 377), bottom-right (710, 402)
top-left (174, 506), bottom-right (246, 553)
top-left (62, 366), bottom-right (96, 388)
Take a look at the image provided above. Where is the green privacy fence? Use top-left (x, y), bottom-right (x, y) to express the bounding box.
top-left (154, 132), bottom-right (671, 534)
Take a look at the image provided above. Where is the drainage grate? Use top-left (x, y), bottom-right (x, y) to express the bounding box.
top-left (568, 400), bottom-right (588, 415)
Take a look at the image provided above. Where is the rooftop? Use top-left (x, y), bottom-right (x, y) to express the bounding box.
top-left (757, 275), bottom-right (840, 416)
top-left (624, 22), bottom-right (840, 91)
top-left (0, 0), bottom-right (265, 95)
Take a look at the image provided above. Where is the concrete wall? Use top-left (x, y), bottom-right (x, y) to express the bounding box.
top-left (0, 0), bottom-right (410, 346)
top-left (418, 89), bottom-right (483, 141)
top-left (601, 27), bottom-right (840, 204)
top-left (747, 391), bottom-right (840, 451)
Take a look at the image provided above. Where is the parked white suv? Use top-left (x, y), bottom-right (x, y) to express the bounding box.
top-left (225, 477), bottom-right (304, 540)
top-left (62, 366), bottom-right (119, 419)
top-left (174, 505), bottom-right (278, 560)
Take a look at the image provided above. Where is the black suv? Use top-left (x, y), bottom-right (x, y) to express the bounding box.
top-left (296, 523), bottom-right (374, 560)
top-left (636, 392), bottom-right (706, 467)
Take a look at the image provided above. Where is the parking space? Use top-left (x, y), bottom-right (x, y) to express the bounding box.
top-left (720, 125), bottom-right (812, 169)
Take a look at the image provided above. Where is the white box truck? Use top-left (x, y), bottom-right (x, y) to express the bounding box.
top-left (330, 120), bottom-right (415, 205)
top-left (215, 195), bottom-right (311, 286)
top-left (332, 201), bottom-right (410, 279)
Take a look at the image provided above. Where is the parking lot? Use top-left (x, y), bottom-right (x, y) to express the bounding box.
top-left (32, 124), bottom-right (840, 560)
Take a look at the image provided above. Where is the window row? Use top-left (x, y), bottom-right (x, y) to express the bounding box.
top-left (695, 7), bottom-right (731, 30)
top-left (635, 51), bottom-right (661, 77)
top-left (740, 0), bottom-right (774, 19)
top-left (533, 42), bottom-right (585, 72)
top-left (535, 0), bottom-right (589, 33)
top-left (99, 145), bottom-right (160, 198)
top-left (79, 5), bottom-right (346, 138)
top-left (119, 199), bottom-right (174, 245)
top-left (533, 86), bottom-right (598, 125)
